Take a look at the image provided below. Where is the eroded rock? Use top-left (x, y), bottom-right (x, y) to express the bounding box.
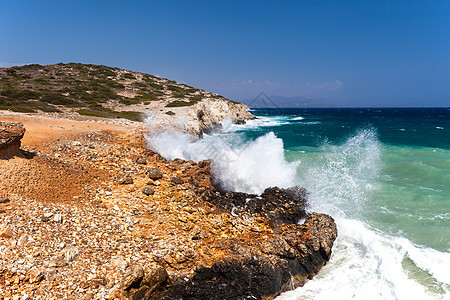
top-left (0, 122), bottom-right (25, 156)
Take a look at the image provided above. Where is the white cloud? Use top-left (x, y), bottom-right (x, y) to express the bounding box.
top-left (306, 80), bottom-right (343, 90)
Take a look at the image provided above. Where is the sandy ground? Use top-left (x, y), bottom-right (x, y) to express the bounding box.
top-left (0, 111), bottom-right (141, 147)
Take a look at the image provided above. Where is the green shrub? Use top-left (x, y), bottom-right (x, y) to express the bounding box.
top-left (114, 111), bottom-right (143, 121)
top-left (76, 109), bottom-right (116, 118)
top-left (119, 98), bottom-right (142, 105)
top-left (165, 111), bottom-right (175, 116)
top-left (166, 100), bottom-right (195, 107)
top-left (148, 83), bottom-right (164, 90)
top-left (171, 92), bottom-right (185, 99)
top-left (190, 94), bottom-right (203, 102)
top-left (122, 73), bottom-right (136, 80)
top-left (41, 93), bottom-right (74, 105)
top-left (168, 85), bottom-right (184, 93)
top-left (0, 89), bottom-right (41, 100)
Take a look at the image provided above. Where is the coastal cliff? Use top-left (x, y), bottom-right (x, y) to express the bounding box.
top-left (0, 120), bottom-right (337, 299)
top-left (0, 63), bottom-right (255, 135)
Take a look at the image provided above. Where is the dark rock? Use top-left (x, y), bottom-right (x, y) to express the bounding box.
top-left (197, 160), bottom-right (211, 169)
top-left (142, 187), bottom-right (155, 196)
top-left (206, 186), bottom-right (308, 225)
top-left (141, 266), bottom-right (169, 290)
top-left (0, 198), bottom-right (10, 204)
top-left (146, 167), bottom-right (163, 180)
top-left (170, 176), bottom-right (184, 185)
top-left (41, 212), bottom-right (54, 222)
top-left (129, 286), bottom-right (148, 300)
top-left (135, 157), bottom-right (147, 165)
top-left (120, 264), bottom-right (145, 290)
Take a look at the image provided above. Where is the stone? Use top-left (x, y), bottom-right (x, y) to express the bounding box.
top-left (42, 213), bottom-right (53, 222)
top-left (146, 167), bottom-right (163, 180)
top-left (53, 214), bottom-right (63, 223)
top-left (135, 157), bottom-right (147, 165)
top-left (0, 198), bottom-right (10, 204)
top-left (0, 226), bottom-right (13, 238)
top-left (112, 257), bottom-right (129, 270)
top-left (17, 234), bottom-right (28, 246)
top-left (120, 264), bottom-right (144, 290)
top-left (29, 269), bottom-right (45, 283)
top-left (0, 122), bottom-right (25, 153)
top-left (65, 247), bottom-right (79, 262)
top-left (118, 175), bottom-right (133, 185)
top-left (141, 266), bottom-right (169, 290)
top-left (142, 187), bottom-right (154, 196)
top-left (170, 176), bottom-right (184, 185)
top-left (49, 255), bottom-right (67, 268)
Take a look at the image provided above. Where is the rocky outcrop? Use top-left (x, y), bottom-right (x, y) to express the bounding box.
top-left (0, 121), bottom-right (25, 157)
top-left (146, 99), bottom-right (255, 136)
top-left (114, 212), bottom-right (337, 300)
top-left (194, 99), bottom-right (255, 134)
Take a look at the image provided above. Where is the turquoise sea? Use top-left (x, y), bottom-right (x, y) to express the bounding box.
top-left (146, 108), bottom-right (450, 299)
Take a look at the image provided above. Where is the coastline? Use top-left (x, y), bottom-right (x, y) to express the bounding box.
top-left (0, 114), bottom-right (337, 299)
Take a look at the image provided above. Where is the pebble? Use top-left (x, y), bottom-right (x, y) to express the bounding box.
top-left (0, 226), bottom-right (13, 238)
top-left (0, 198), bottom-right (10, 204)
top-left (142, 187), bottom-right (154, 196)
top-left (42, 212), bottom-right (53, 222)
top-left (54, 214), bottom-right (63, 223)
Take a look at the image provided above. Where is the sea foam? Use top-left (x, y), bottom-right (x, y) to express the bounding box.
top-left (145, 119), bottom-right (298, 194)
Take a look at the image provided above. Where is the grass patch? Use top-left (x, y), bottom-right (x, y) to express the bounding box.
top-left (165, 110), bottom-right (175, 116)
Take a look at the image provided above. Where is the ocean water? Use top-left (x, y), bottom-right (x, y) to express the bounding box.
top-left (145, 108), bottom-right (450, 299)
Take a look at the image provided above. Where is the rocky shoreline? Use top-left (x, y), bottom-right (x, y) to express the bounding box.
top-left (0, 120), bottom-right (337, 299)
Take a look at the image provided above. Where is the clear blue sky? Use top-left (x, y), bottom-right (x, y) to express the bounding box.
top-left (1, 0), bottom-right (449, 107)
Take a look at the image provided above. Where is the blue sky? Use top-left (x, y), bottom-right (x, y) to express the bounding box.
top-left (1, 0), bottom-right (449, 107)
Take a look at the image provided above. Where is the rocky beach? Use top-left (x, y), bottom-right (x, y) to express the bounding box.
top-left (0, 112), bottom-right (337, 300)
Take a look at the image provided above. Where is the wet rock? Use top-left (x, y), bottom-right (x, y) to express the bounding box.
top-left (142, 187), bottom-right (154, 196)
top-left (0, 198), bottom-right (10, 204)
top-left (146, 167), bottom-right (163, 180)
top-left (208, 186), bottom-right (308, 225)
top-left (159, 212), bottom-right (337, 300)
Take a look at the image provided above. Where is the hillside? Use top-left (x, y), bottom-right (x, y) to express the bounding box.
top-left (0, 63), bottom-right (253, 132)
